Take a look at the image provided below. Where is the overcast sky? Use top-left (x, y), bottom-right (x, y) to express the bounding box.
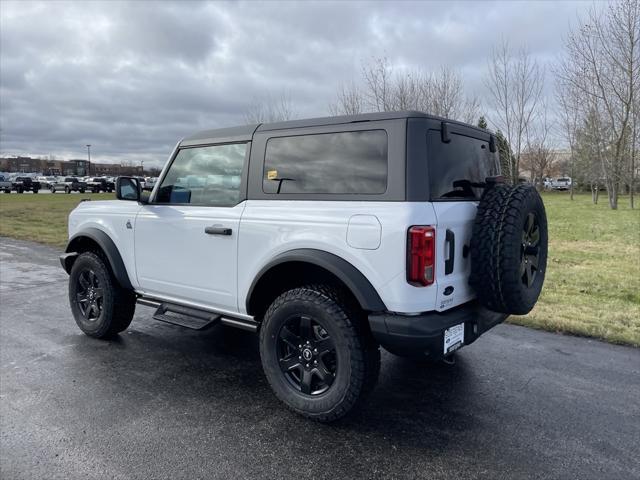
top-left (1, 0), bottom-right (594, 168)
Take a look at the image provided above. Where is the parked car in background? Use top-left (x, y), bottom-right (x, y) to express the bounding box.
top-left (36, 176), bottom-right (57, 188)
top-left (0, 175), bottom-right (12, 193)
top-left (85, 177), bottom-right (115, 193)
top-left (51, 177), bottom-right (87, 194)
top-left (11, 176), bottom-right (41, 193)
top-left (551, 177), bottom-right (572, 190)
top-left (143, 177), bottom-right (157, 191)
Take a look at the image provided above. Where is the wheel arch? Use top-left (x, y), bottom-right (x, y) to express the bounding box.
top-left (62, 228), bottom-right (133, 290)
top-left (246, 249), bottom-right (386, 319)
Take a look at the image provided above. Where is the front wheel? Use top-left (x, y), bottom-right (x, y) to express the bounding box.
top-left (259, 285), bottom-right (380, 422)
top-left (65, 186), bottom-right (70, 194)
top-left (69, 252), bottom-right (136, 338)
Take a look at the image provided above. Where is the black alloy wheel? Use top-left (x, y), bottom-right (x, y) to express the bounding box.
top-left (520, 212), bottom-right (540, 288)
top-left (277, 314), bottom-right (337, 395)
top-left (75, 269), bottom-right (104, 321)
top-left (68, 251), bottom-right (136, 338)
top-left (259, 285), bottom-right (381, 422)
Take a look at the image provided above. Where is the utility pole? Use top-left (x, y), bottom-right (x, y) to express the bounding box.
top-left (86, 144), bottom-right (91, 176)
top-left (140, 160), bottom-right (144, 176)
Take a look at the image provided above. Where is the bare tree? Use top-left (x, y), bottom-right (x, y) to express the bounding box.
top-left (361, 56), bottom-right (394, 112)
top-left (521, 103), bottom-right (556, 189)
top-left (557, 0), bottom-right (640, 209)
top-left (485, 39), bottom-right (545, 184)
top-left (630, 85), bottom-right (639, 208)
top-left (423, 66), bottom-right (481, 123)
top-left (329, 81), bottom-right (364, 116)
top-left (244, 91), bottom-right (297, 123)
top-left (555, 76), bottom-right (582, 200)
top-left (330, 57), bottom-right (480, 124)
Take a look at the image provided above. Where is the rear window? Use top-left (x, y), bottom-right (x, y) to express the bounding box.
top-left (427, 130), bottom-right (499, 200)
top-left (263, 130), bottom-right (388, 195)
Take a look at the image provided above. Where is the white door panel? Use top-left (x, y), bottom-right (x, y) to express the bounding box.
top-left (135, 203), bottom-right (245, 311)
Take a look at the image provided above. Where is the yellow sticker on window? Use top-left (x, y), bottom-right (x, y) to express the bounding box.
top-left (267, 170), bottom-right (278, 180)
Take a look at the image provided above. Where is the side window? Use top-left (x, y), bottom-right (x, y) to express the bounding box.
top-left (156, 143), bottom-right (247, 206)
top-left (262, 130), bottom-right (388, 194)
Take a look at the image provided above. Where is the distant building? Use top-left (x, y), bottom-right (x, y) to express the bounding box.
top-left (0, 156), bottom-right (138, 176)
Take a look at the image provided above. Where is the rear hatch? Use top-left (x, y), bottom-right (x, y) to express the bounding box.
top-left (426, 128), bottom-right (499, 311)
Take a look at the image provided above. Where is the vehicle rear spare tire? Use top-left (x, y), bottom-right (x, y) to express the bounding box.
top-left (470, 184), bottom-right (548, 315)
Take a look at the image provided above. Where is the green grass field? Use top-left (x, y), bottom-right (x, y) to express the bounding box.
top-left (0, 192), bottom-right (115, 248)
top-left (1, 191), bottom-right (638, 346)
top-left (511, 192), bottom-right (640, 347)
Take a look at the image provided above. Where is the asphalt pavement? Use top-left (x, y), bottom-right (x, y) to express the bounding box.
top-left (1, 236), bottom-right (639, 480)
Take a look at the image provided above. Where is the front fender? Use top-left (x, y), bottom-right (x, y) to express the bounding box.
top-left (63, 228), bottom-right (133, 290)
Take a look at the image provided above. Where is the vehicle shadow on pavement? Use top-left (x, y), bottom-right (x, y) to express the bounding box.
top-left (65, 318), bottom-right (481, 449)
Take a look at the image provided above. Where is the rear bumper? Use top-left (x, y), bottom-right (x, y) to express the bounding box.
top-left (369, 302), bottom-right (508, 359)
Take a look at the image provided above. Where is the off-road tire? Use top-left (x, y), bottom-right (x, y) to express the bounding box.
top-left (259, 285), bottom-right (380, 422)
top-left (69, 252), bottom-right (136, 338)
top-left (470, 184), bottom-right (548, 315)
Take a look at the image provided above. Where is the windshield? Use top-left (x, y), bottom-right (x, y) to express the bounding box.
top-left (427, 130), bottom-right (499, 200)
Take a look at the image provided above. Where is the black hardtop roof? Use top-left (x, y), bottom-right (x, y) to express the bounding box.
top-left (180, 111), bottom-right (488, 146)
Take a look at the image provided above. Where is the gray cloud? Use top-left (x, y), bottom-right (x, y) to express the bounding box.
top-left (0, 0), bottom-right (593, 168)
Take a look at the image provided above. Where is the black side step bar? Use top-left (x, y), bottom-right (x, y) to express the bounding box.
top-left (137, 298), bottom-right (258, 332)
top-left (153, 303), bottom-right (220, 330)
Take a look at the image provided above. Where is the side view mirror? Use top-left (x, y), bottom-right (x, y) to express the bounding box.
top-left (116, 177), bottom-right (144, 202)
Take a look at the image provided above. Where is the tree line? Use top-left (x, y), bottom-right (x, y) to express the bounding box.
top-left (246, 0), bottom-right (639, 209)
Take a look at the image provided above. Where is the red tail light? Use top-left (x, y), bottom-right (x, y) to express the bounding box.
top-left (407, 226), bottom-right (435, 287)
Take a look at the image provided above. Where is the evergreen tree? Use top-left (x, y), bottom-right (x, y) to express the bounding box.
top-left (477, 116), bottom-right (488, 129)
top-left (495, 129), bottom-right (513, 182)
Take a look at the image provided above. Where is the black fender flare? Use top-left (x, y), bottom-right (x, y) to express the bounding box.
top-left (246, 249), bottom-right (386, 313)
top-left (63, 228), bottom-right (133, 290)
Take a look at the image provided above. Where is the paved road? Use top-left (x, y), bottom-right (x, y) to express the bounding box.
top-left (1, 237), bottom-right (639, 480)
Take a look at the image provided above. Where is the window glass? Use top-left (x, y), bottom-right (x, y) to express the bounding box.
top-left (427, 130), bottom-right (499, 200)
top-left (263, 130), bottom-right (387, 194)
top-left (156, 143), bottom-right (246, 206)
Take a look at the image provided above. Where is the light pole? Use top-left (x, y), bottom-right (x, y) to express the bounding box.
top-left (140, 160), bottom-right (144, 176)
top-left (86, 144), bottom-right (91, 176)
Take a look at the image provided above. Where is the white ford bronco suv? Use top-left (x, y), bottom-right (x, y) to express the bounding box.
top-left (61, 111), bottom-right (547, 422)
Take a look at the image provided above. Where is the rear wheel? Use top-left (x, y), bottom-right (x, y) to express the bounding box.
top-left (65, 186), bottom-right (70, 194)
top-left (259, 285), bottom-right (380, 422)
top-left (50, 186), bottom-right (56, 193)
top-left (69, 252), bottom-right (136, 338)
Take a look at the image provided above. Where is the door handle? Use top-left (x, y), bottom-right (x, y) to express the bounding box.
top-left (204, 225), bottom-right (232, 236)
top-left (445, 229), bottom-right (455, 275)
